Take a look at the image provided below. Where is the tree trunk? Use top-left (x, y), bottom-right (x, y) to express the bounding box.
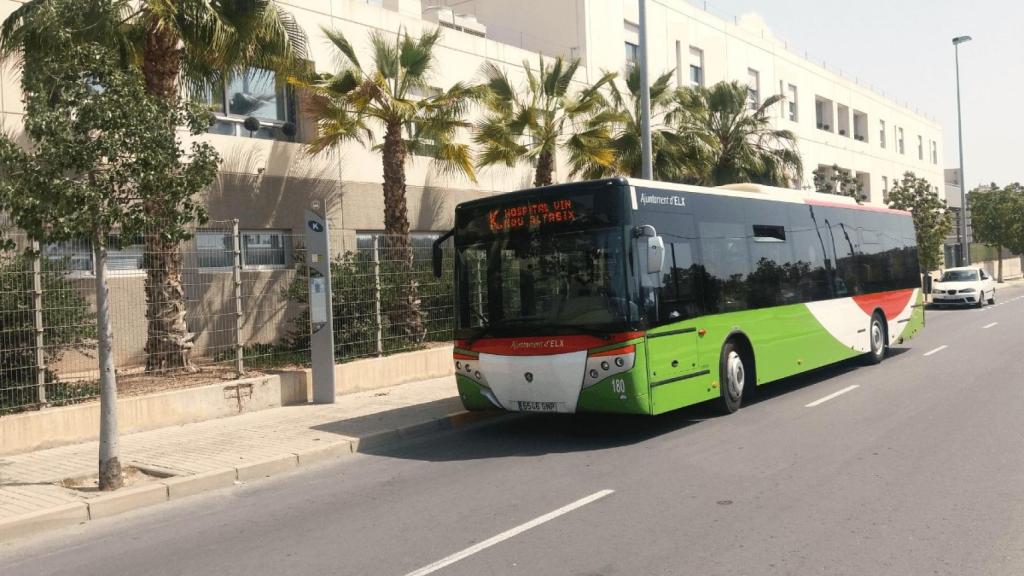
top-left (94, 238), bottom-right (123, 491)
top-left (144, 234), bottom-right (195, 371)
top-left (534, 149), bottom-right (554, 188)
top-left (382, 121), bottom-right (424, 343)
top-left (141, 18), bottom-right (195, 371)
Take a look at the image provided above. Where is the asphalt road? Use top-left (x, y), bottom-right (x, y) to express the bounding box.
top-left (4, 283), bottom-right (1024, 576)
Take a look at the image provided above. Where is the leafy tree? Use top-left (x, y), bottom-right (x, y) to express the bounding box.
top-left (0, 27), bottom-right (219, 488)
top-left (576, 66), bottom-right (707, 182)
top-left (1, 0), bottom-right (306, 372)
top-left (296, 28), bottom-right (479, 342)
top-left (886, 172), bottom-right (953, 273)
top-left (969, 183), bottom-right (1024, 282)
top-left (812, 164), bottom-right (864, 203)
top-left (475, 55), bottom-right (617, 187)
top-left (678, 81), bottom-right (802, 187)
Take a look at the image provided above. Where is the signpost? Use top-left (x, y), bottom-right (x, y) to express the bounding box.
top-left (306, 204), bottom-right (336, 404)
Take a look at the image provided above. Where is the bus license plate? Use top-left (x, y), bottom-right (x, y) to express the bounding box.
top-left (517, 401), bottom-right (560, 412)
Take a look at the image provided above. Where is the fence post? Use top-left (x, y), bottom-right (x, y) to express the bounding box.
top-left (231, 220), bottom-right (244, 377)
top-left (372, 235), bottom-right (383, 356)
top-left (31, 239), bottom-right (47, 406)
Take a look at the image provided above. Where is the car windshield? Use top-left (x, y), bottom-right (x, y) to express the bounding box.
top-left (455, 227), bottom-right (632, 337)
top-left (941, 270), bottom-right (979, 282)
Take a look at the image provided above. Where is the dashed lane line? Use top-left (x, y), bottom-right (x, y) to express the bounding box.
top-left (923, 345), bottom-right (948, 357)
top-left (983, 322), bottom-right (998, 329)
top-left (403, 489), bottom-right (616, 576)
top-left (805, 385), bottom-right (860, 408)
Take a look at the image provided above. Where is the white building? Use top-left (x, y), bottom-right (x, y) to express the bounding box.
top-left (441, 0), bottom-right (944, 205)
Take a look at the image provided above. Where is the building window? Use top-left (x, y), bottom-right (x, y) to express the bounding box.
top-left (787, 84), bottom-right (798, 121)
top-left (242, 231), bottom-right (289, 268)
top-left (196, 231), bottom-right (234, 270)
top-left (356, 232), bottom-right (441, 260)
top-left (44, 236), bottom-right (145, 276)
top-left (197, 68), bottom-right (296, 141)
top-left (815, 96), bottom-right (833, 132)
top-left (879, 119), bottom-right (887, 148)
top-left (624, 41), bottom-right (639, 71)
top-left (689, 47), bottom-right (704, 88)
top-left (917, 135), bottom-right (924, 160)
top-left (882, 176), bottom-right (889, 204)
top-left (747, 68), bottom-right (760, 109)
top-left (931, 140), bottom-right (938, 164)
top-left (897, 127), bottom-right (905, 154)
top-left (853, 110), bottom-right (868, 142)
top-left (836, 103), bottom-right (850, 137)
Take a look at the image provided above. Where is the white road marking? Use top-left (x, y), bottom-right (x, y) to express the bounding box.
top-left (923, 345), bottom-right (948, 357)
top-left (805, 385), bottom-right (860, 408)
top-left (983, 322), bottom-right (998, 329)
top-left (403, 489), bottom-right (615, 576)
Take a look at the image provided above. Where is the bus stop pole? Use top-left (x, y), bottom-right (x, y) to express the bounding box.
top-left (306, 204), bottom-right (336, 404)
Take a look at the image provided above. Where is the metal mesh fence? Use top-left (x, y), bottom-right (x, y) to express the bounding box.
top-left (327, 235), bottom-right (455, 363)
top-left (0, 221), bottom-right (310, 415)
top-left (0, 225), bottom-right (460, 415)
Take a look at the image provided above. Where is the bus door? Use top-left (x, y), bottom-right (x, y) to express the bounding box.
top-left (644, 239), bottom-right (703, 394)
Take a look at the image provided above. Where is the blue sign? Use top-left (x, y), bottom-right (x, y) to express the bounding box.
top-left (308, 220), bottom-right (324, 233)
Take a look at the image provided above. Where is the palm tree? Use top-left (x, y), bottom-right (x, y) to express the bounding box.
top-left (678, 81), bottom-right (802, 187)
top-left (297, 27), bottom-right (481, 342)
top-left (2, 0), bottom-right (307, 372)
top-left (475, 56), bottom-right (617, 187)
top-left (576, 66), bottom-right (708, 182)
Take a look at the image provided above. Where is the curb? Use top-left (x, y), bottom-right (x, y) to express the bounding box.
top-left (0, 409), bottom-right (506, 544)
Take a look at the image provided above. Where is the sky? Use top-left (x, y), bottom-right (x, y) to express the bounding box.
top-left (698, 0), bottom-right (1024, 189)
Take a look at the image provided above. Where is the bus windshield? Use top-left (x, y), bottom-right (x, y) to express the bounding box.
top-left (456, 227), bottom-right (632, 337)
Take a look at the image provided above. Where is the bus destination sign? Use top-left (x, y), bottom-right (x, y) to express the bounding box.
top-left (488, 199), bottom-right (577, 232)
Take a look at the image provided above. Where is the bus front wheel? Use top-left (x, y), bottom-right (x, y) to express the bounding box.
top-left (717, 341), bottom-right (747, 414)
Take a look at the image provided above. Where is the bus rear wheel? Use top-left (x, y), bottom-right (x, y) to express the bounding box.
top-left (717, 341), bottom-right (747, 414)
top-left (863, 313), bottom-right (887, 365)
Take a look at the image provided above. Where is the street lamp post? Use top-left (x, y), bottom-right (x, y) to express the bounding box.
top-left (638, 0), bottom-right (653, 180)
top-left (953, 35), bottom-right (972, 266)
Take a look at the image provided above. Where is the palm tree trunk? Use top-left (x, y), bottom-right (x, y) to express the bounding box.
top-left (382, 121), bottom-right (424, 344)
top-left (141, 17), bottom-right (195, 371)
top-left (997, 245), bottom-right (1003, 283)
top-left (534, 149), bottom-right (554, 187)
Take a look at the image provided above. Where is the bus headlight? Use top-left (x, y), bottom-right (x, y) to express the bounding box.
top-left (583, 345), bottom-right (635, 388)
top-left (455, 353), bottom-right (489, 388)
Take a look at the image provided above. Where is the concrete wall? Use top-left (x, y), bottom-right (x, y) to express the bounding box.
top-left (1, 345), bottom-right (455, 455)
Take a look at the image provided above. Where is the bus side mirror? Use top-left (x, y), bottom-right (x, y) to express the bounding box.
top-left (646, 236), bottom-right (666, 275)
top-left (432, 229), bottom-right (454, 278)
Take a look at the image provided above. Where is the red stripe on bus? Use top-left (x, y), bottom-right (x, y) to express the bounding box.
top-left (852, 289), bottom-right (916, 321)
top-left (457, 332), bottom-right (644, 356)
top-left (805, 198), bottom-right (910, 216)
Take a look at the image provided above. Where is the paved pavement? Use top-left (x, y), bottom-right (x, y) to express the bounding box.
top-left (0, 376), bottom-right (463, 521)
top-left (3, 282), bottom-right (1024, 576)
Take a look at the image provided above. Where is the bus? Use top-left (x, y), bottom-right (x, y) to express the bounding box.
top-left (432, 177), bottom-right (924, 415)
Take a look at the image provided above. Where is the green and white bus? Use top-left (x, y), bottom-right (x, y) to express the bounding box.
top-left (432, 178), bottom-right (924, 415)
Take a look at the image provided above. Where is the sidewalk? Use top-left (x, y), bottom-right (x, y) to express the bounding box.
top-left (0, 376), bottom-right (494, 542)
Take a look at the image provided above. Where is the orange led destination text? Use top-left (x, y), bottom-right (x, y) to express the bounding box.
top-left (488, 199), bottom-right (576, 232)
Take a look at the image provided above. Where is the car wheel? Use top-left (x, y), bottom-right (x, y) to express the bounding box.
top-left (977, 293), bottom-right (985, 308)
top-left (987, 290), bottom-right (996, 305)
top-left (717, 341), bottom-right (747, 414)
top-left (863, 313), bottom-right (886, 365)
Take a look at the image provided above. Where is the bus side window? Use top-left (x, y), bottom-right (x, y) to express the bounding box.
top-left (656, 242), bottom-right (701, 323)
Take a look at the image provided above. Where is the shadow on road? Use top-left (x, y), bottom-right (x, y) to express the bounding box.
top-left (354, 353), bottom-right (905, 463)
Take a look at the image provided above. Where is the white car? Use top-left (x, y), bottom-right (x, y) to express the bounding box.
top-left (931, 266), bottom-right (996, 307)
